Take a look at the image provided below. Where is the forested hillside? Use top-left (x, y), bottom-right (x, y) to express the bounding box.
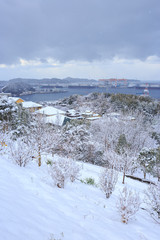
top-left (0, 93), bottom-right (160, 240)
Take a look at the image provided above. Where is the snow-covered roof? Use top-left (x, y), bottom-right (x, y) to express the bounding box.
top-left (106, 112), bottom-right (121, 117)
top-left (93, 113), bottom-right (100, 117)
top-left (45, 115), bottom-right (66, 126)
top-left (66, 109), bottom-right (80, 117)
top-left (86, 110), bottom-right (92, 113)
top-left (9, 97), bottom-right (24, 102)
top-left (22, 101), bottom-right (42, 108)
top-left (82, 110), bottom-right (93, 115)
top-left (9, 97), bottom-right (19, 102)
top-left (122, 116), bottom-right (136, 121)
top-left (66, 109), bottom-right (76, 114)
top-left (37, 106), bottom-right (65, 116)
top-left (86, 116), bottom-right (101, 120)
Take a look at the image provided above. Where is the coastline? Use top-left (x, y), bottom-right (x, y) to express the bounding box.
top-left (18, 86), bottom-right (160, 102)
top-left (20, 89), bottom-right (68, 96)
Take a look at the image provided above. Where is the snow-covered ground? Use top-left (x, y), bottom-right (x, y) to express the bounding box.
top-left (0, 155), bottom-right (159, 240)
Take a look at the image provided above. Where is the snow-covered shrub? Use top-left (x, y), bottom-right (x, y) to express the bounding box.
top-left (9, 139), bottom-right (32, 167)
top-left (100, 168), bottom-right (118, 198)
top-left (46, 159), bottom-right (53, 165)
top-left (69, 160), bottom-right (81, 182)
top-left (81, 177), bottom-right (97, 186)
top-left (48, 232), bottom-right (64, 240)
top-left (49, 157), bottom-right (80, 188)
top-left (145, 182), bottom-right (160, 223)
top-left (0, 97), bottom-right (18, 124)
top-left (0, 130), bottom-right (9, 154)
top-left (117, 186), bottom-right (140, 224)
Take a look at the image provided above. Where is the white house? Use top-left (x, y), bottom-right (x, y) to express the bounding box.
top-left (36, 106), bottom-right (65, 117)
top-left (36, 106), bottom-right (67, 126)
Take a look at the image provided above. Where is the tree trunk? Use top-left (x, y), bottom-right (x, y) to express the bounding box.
top-left (38, 146), bottom-right (41, 167)
top-left (38, 155), bottom-right (41, 167)
top-left (122, 171), bottom-right (125, 184)
top-left (106, 192), bottom-right (111, 198)
top-left (144, 172), bottom-right (146, 179)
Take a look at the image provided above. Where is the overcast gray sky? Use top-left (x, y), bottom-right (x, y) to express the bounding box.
top-left (0, 0), bottom-right (160, 80)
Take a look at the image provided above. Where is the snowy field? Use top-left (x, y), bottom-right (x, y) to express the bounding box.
top-left (0, 155), bottom-right (159, 240)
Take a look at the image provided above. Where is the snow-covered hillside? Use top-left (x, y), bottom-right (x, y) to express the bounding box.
top-left (0, 155), bottom-right (159, 240)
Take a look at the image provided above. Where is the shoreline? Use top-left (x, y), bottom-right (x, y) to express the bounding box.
top-left (20, 90), bottom-right (68, 96)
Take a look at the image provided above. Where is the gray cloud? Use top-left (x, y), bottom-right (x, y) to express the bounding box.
top-left (0, 0), bottom-right (160, 64)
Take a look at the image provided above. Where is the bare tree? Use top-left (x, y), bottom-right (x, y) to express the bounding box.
top-left (117, 186), bottom-right (140, 223)
top-left (145, 182), bottom-right (160, 223)
top-left (90, 117), bottom-right (121, 152)
top-left (29, 116), bottom-right (56, 166)
top-left (115, 134), bottom-right (137, 184)
top-left (102, 143), bottom-right (124, 170)
top-left (120, 151), bottom-right (137, 184)
top-left (49, 157), bottom-right (80, 188)
top-left (69, 160), bottom-right (81, 182)
top-left (9, 139), bottom-right (32, 167)
top-left (100, 168), bottom-right (118, 198)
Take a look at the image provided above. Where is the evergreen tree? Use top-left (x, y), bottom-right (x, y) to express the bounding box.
top-left (138, 148), bottom-right (157, 179)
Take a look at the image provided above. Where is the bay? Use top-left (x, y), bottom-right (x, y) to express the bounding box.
top-left (21, 87), bottom-right (160, 102)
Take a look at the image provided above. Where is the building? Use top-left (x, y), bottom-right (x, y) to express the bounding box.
top-left (9, 97), bottom-right (24, 104)
top-left (45, 114), bottom-right (67, 126)
top-left (81, 110), bottom-right (101, 120)
top-left (36, 106), bottom-right (68, 126)
top-left (36, 106), bottom-right (65, 117)
top-left (0, 93), bottom-right (11, 98)
top-left (106, 112), bottom-right (121, 118)
top-left (65, 109), bottom-right (81, 118)
top-left (22, 101), bottom-right (42, 112)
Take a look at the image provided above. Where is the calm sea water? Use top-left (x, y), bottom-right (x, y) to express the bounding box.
top-left (21, 87), bottom-right (160, 102)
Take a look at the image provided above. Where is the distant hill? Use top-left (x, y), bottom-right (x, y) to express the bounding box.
top-left (2, 82), bottom-right (35, 96)
top-left (7, 77), bottom-right (97, 85)
top-left (8, 78), bottom-right (61, 85)
top-left (61, 77), bottom-right (97, 84)
top-left (1, 77), bottom-right (98, 95)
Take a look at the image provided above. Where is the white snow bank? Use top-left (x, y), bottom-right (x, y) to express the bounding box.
top-left (0, 155), bottom-right (159, 240)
